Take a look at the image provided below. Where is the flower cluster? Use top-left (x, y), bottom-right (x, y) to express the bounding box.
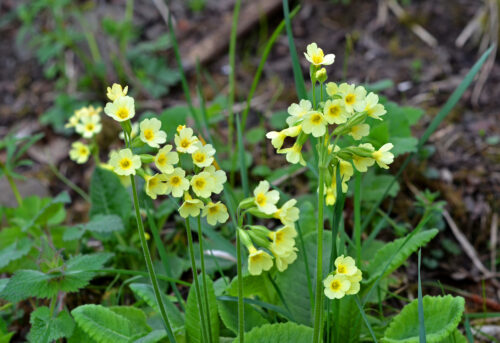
top-left (66, 105), bottom-right (103, 164)
top-left (323, 255), bottom-right (362, 299)
top-left (266, 42), bottom-right (395, 205)
top-left (237, 181), bottom-right (300, 275)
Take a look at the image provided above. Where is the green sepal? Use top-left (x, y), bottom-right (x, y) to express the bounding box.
top-left (139, 154), bottom-right (154, 164)
top-left (238, 197), bottom-right (255, 210)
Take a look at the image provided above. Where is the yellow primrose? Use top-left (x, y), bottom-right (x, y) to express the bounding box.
top-left (346, 269), bottom-right (362, 295)
top-left (104, 95), bottom-right (135, 122)
top-left (323, 99), bottom-right (348, 125)
top-left (355, 92), bottom-right (386, 120)
top-left (352, 143), bottom-right (375, 172)
top-left (179, 194), bottom-right (204, 218)
top-left (174, 127), bottom-right (199, 153)
top-left (253, 180), bottom-right (280, 215)
top-left (76, 115), bottom-right (102, 138)
top-left (154, 144), bottom-right (179, 174)
top-left (315, 67), bottom-right (327, 83)
top-left (164, 167), bottom-right (190, 197)
top-left (191, 172), bottom-right (213, 198)
top-left (100, 162), bottom-right (131, 187)
top-left (302, 111), bottom-right (327, 137)
top-left (304, 42), bottom-right (335, 66)
top-left (323, 274), bottom-right (350, 299)
top-left (269, 225), bottom-right (297, 255)
top-left (338, 83), bottom-right (366, 113)
top-left (325, 186), bottom-right (336, 206)
top-left (326, 82), bottom-right (338, 97)
top-left (372, 143), bottom-right (394, 169)
top-left (273, 247), bottom-right (298, 272)
top-left (106, 83), bottom-right (128, 101)
top-left (278, 143), bottom-right (306, 166)
top-left (274, 199), bottom-right (300, 226)
top-left (69, 142), bottom-right (90, 164)
top-left (139, 118), bottom-right (167, 148)
top-left (202, 201), bottom-right (229, 225)
top-left (203, 165), bottom-right (227, 194)
top-left (286, 99), bottom-right (312, 126)
top-left (338, 158), bottom-right (354, 183)
top-left (145, 174), bottom-right (167, 200)
top-left (248, 246), bottom-right (273, 276)
top-left (266, 125), bottom-right (302, 150)
top-left (86, 105), bottom-right (102, 117)
top-left (191, 142), bottom-right (215, 168)
top-left (349, 124), bottom-right (370, 140)
top-left (334, 255), bottom-right (358, 276)
top-left (65, 115), bottom-right (79, 128)
top-left (109, 149), bottom-right (141, 176)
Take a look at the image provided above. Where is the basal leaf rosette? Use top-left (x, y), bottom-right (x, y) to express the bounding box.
top-left (382, 295), bottom-right (465, 343)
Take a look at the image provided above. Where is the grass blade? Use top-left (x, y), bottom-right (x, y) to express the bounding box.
top-left (236, 114), bottom-right (249, 197)
top-left (282, 0), bottom-right (307, 100)
top-left (417, 249), bottom-right (426, 343)
top-left (361, 45), bottom-right (495, 232)
top-left (354, 296), bottom-right (378, 343)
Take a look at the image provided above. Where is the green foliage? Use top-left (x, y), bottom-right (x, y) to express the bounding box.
top-left (236, 322), bottom-right (313, 342)
top-left (185, 275), bottom-right (219, 343)
top-left (0, 133), bottom-right (44, 180)
top-left (90, 168), bottom-right (131, 223)
top-left (0, 253), bottom-right (112, 302)
top-left (0, 238), bottom-right (33, 269)
top-left (218, 299), bottom-right (269, 334)
top-left (63, 214), bottom-right (125, 241)
top-left (27, 307), bottom-right (75, 343)
top-left (71, 304), bottom-right (150, 343)
top-left (157, 106), bottom-right (188, 139)
top-left (382, 295), bottom-right (465, 343)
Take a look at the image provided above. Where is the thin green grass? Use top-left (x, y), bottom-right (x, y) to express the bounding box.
top-left (417, 249), bottom-right (426, 342)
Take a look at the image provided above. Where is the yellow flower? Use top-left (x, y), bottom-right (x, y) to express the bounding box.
top-left (372, 143), bottom-right (394, 169)
top-left (348, 124), bottom-right (370, 140)
top-left (174, 127), bottom-right (199, 153)
top-left (65, 114), bottom-right (79, 128)
top-left (191, 172), bottom-right (213, 198)
top-left (100, 162), bottom-right (131, 187)
top-left (304, 42), bottom-right (335, 66)
top-left (352, 143), bottom-right (375, 172)
top-left (248, 246), bottom-right (273, 275)
top-left (338, 159), bottom-right (354, 183)
top-left (104, 95), bottom-right (135, 122)
top-left (315, 67), bottom-right (327, 83)
top-left (179, 194), bottom-right (204, 218)
top-left (323, 274), bottom-right (350, 299)
top-left (76, 115), bottom-right (102, 138)
top-left (253, 180), bottom-right (280, 215)
top-left (274, 199), bottom-right (300, 226)
top-left (287, 100), bottom-right (312, 126)
top-left (145, 174), bottom-right (167, 199)
top-left (191, 143), bottom-right (215, 168)
top-left (69, 142), bottom-right (90, 164)
top-left (326, 82), bottom-right (338, 97)
top-left (338, 83), bottom-right (366, 114)
top-left (323, 99), bottom-right (348, 125)
top-left (266, 125), bottom-right (302, 150)
top-left (155, 145), bottom-right (178, 174)
top-left (325, 186), bottom-right (336, 206)
top-left (334, 255), bottom-right (358, 276)
top-left (346, 269), bottom-right (362, 295)
top-left (139, 118), bottom-right (167, 148)
top-left (109, 149), bottom-right (141, 176)
top-left (355, 92), bottom-right (386, 120)
top-left (278, 143), bottom-right (306, 166)
top-left (272, 247), bottom-right (297, 272)
top-left (86, 105), bottom-right (102, 117)
top-left (302, 111), bottom-right (327, 137)
top-left (202, 201), bottom-right (229, 225)
top-left (203, 165), bottom-right (227, 194)
top-left (106, 83), bottom-right (128, 101)
top-left (269, 226), bottom-right (297, 255)
top-left (164, 167), bottom-right (190, 197)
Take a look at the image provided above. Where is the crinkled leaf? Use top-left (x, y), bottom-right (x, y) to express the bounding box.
top-left (84, 214), bottom-right (124, 233)
top-left (235, 322), bottom-right (313, 343)
top-left (382, 295), bottom-right (465, 343)
top-left (0, 238), bottom-right (32, 269)
top-left (185, 274), bottom-right (219, 343)
top-left (90, 168), bottom-right (131, 223)
top-left (109, 306), bottom-right (151, 334)
top-left (27, 307), bottom-right (74, 343)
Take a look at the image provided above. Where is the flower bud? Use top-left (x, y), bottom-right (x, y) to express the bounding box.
top-left (315, 68), bottom-right (327, 83)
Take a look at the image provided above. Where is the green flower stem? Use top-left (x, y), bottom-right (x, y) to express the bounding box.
top-left (49, 294), bottom-right (57, 317)
top-left (197, 216), bottom-right (213, 343)
top-left (185, 218), bottom-right (209, 343)
top-left (236, 228), bottom-right (245, 343)
top-left (312, 142), bottom-right (326, 343)
top-left (130, 175), bottom-right (177, 343)
top-left (6, 172), bottom-right (22, 206)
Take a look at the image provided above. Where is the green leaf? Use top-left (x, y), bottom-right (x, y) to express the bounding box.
top-left (132, 330), bottom-right (168, 343)
top-left (158, 106), bottom-right (188, 138)
top-left (27, 307), bottom-right (75, 343)
top-left (185, 275), bottom-right (219, 343)
top-left (439, 330), bottom-right (467, 343)
top-left (365, 229), bottom-right (438, 284)
top-left (72, 304), bottom-right (149, 343)
top-left (0, 238), bottom-right (32, 269)
top-left (235, 322), bottom-right (313, 342)
top-left (0, 253), bottom-right (112, 302)
top-left (90, 168), bottom-right (131, 223)
top-left (382, 295), bottom-right (465, 343)
top-left (109, 306), bottom-right (151, 334)
top-left (21, 192), bottom-right (70, 231)
top-left (361, 171), bottom-right (400, 202)
top-left (83, 214), bottom-right (124, 233)
top-left (218, 299), bottom-right (268, 334)
top-left (390, 137), bottom-right (419, 156)
top-left (0, 332), bottom-right (14, 343)
top-left (226, 274), bottom-right (275, 303)
top-left (129, 283), bottom-right (184, 328)
top-left (337, 297), bottom-right (362, 343)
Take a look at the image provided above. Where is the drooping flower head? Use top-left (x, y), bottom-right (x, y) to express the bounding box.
top-left (247, 246), bottom-right (273, 276)
top-left (202, 201), bottom-right (229, 226)
top-left (372, 143), bottom-right (394, 169)
top-left (145, 174), bottom-right (167, 200)
top-left (178, 193), bottom-right (204, 218)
